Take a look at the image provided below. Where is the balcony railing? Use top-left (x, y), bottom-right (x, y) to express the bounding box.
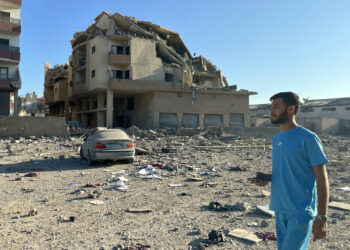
top-left (73, 58), bottom-right (86, 70)
top-left (0, 45), bottom-right (20, 61)
top-left (0, 73), bottom-right (19, 80)
top-left (0, 15), bottom-right (20, 24)
top-left (0, 45), bottom-right (20, 52)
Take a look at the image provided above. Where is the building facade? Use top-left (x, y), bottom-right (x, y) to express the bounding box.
top-left (43, 63), bottom-right (71, 120)
top-left (18, 92), bottom-right (47, 117)
top-left (298, 97), bottom-right (350, 120)
top-left (48, 11), bottom-right (256, 129)
top-left (0, 0), bottom-right (21, 116)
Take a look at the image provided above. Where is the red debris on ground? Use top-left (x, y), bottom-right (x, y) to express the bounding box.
top-left (255, 232), bottom-right (277, 241)
top-left (148, 163), bottom-right (164, 168)
top-left (85, 183), bottom-right (102, 188)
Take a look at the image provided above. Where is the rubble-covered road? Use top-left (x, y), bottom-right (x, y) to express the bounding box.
top-left (0, 128), bottom-right (349, 249)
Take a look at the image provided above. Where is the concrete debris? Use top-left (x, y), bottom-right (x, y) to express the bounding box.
top-left (0, 130), bottom-right (348, 249)
top-left (228, 229), bottom-right (262, 244)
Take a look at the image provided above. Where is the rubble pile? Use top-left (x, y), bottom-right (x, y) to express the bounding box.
top-left (0, 128), bottom-right (349, 249)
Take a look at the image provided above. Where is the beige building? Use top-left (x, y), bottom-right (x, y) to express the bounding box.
top-left (43, 63), bottom-right (71, 120)
top-left (0, 0), bottom-right (21, 116)
top-left (65, 11), bottom-right (256, 129)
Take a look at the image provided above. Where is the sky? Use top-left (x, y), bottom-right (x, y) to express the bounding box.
top-left (19, 0), bottom-right (350, 104)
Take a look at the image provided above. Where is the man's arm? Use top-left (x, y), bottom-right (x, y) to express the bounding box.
top-left (312, 164), bottom-right (329, 242)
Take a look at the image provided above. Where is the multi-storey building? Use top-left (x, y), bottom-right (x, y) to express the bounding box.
top-left (50, 11), bottom-right (256, 129)
top-left (43, 62), bottom-right (71, 120)
top-left (0, 0), bottom-right (21, 116)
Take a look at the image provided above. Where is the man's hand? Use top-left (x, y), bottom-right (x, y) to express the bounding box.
top-left (312, 218), bottom-right (327, 242)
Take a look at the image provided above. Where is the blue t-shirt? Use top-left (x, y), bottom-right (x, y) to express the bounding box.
top-left (269, 126), bottom-right (328, 216)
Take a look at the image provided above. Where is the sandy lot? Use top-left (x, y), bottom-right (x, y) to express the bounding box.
top-left (0, 130), bottom-right (349, 250)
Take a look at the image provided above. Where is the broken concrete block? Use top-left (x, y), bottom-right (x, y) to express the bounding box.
top-left (228, 229), bottom-right (262, 244)
top-left (256, 205), bottom-right (275, 217)
top-left (329, 201), bottom-right (350, 211)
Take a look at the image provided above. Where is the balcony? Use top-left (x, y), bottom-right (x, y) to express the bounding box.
top-left (73, 57), bottom-right (86, 71)
top-left (72, 81), bottom-right (87, 95)
top-left (0, 45), bottom-right (20, 62)
top-left (0, 16), bottom-right (21, 34)
top-left (0, 73), bottom-right (20, 90)
top-left (108, 52), bottom-right (130, 66)
top-left (0, 0), bottom-right (22, 8)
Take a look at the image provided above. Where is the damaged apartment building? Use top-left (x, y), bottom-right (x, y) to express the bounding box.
top-left (45, 11), bottom-right (256, 129)
top-left (44, 62), bottom-right (72, 120)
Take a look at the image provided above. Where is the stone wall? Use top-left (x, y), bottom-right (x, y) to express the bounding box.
top-left (0, 117), bottom-right (69, 138)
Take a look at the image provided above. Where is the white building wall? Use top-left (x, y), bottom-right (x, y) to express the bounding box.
top-left (298, 105), bottom-right (350, 120)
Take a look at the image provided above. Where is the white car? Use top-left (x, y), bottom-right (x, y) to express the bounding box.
top-left (80, 128), bottom-right (135, 165)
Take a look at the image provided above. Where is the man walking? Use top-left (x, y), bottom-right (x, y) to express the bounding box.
top-left (253, 92), bottom-right (329, 249)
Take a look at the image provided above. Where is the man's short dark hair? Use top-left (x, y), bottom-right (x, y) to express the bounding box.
top-left (270, 92), bottom-right (300, 114)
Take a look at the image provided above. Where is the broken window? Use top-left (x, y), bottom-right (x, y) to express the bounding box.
top-left (125, 46), bottom-right (130, 55)
top-left (93, 100), bottom-right (97, 109)
top-left (165, 73), bottom-right (174, 82)
top-left (91, 46), bottom-right (96, 54)
top-left (117, 46), bottom-right (123, 54)
top-left (125, 70), bottom-right (130, 79)
top-left (91, 70), bottom-right (95, 78)
top-left (322, 107), bottom-right (336, 111)
top-left (127, 97), bottom-right (134, 110)
top-left (193, 75), bottom-right (200, 84)
top-left (116, 70), bottom-right (123, 79)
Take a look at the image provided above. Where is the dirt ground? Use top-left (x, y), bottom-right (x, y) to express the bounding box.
top-left (0, 130), bottom-right (349, 250)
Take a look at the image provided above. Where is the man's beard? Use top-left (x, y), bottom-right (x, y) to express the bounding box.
top-left (271, 109), bottom-right (289, 124)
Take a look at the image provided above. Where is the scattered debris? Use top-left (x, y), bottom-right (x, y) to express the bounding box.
top-left (256, 205), bottom-right (275, 217)
top-left (202, 230), bottom-right (225, 247)
top-left (255, 232), bottom-right (276, 241)
top-left (329, 201), bottom-right (350, 211)
top-left (88, 188), bottom-right (103, 198)
top-left (90, 200), bottom-right (104, 205)
top-left (58, 216), bottom-right (76, 223)
top-left (336, 187), bottom-right (350, 192)
top-left (110, 181), bottom-right (128, 190)
top-left (228, 229), bottom-right (262, 244)
top-left (23, 173), bottom-right (38, 178)
top-left (260, 189), bottom-right (270, 197)
top-left (169, 184), bottom-right (182, 187)
top-left (28, 209), bottom-right (38, 216)
top-left (85, 183), bottom-right (102, 188)
top-left (126, 208), bottom-right (153, 214)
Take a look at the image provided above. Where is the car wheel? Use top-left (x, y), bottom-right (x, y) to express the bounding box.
top-left (87, 151), bottom-right (95, 166)
top-left (79, 147), bottom-right (84, 159)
